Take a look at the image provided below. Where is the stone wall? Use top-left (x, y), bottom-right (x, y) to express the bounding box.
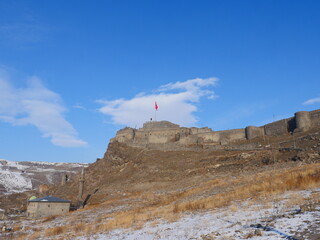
top-left (245, 126), bottom-right (264, 139)
top-left (196, 129), bottom-right (246, 145)
top-left (27, 202), bottom-right (70, 218)
top-left (115, 127), bottom-right (135, 143)
top-left (143, 121), bottom-right (179, 130)
top-left (148, 129), bottom-right (179, 144)
top-left (112, 109), bottom-right (320, 149)
top-left (295, 111), bottom-right (312, 132)
top-left (310, 109), bottom-right (320, 127)
top-left (264, 119), bottom-right (289, 136)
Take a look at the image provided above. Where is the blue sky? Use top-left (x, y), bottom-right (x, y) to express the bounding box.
top-left (0, 0), bottom-right (320, 163)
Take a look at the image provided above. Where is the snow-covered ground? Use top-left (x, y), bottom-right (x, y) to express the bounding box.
top-left (0, 159), bottom-right (88, 194)
top-left (0, 159), bottom-right (33, 193)
top-left (78, 189), bottom-right (320, 240)
top-left (0, 189), bottom-right (318, 240)
top-left (92, 210), bottom-right (318, 240)
top-left (0, 167), bottom-right (32, 193)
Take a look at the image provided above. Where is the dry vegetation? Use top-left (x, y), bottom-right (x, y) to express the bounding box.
top-left (57, 163), bottom-right (319, 238)
top-left (4, 128), bottom-right (320, 239)
top-left (11, 162), bottom-right (319, 239)
top-left (44, 225), bottom-right (66, 237)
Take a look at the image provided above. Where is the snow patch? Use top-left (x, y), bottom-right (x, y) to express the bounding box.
top-left (0, 158), bottom-right (88, 194)
top-left (0, 169), bottom-right (32, 193)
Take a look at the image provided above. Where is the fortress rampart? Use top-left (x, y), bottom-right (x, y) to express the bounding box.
top-left (111, 109), bottom-right (320, 149)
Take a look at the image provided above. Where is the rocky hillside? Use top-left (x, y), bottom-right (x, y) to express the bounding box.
top-left (0, 159), bottom-right (87, 195)
top-left (50, 125), bottom-right (320, 206)
top-left (1, 115), bottom-right (320, 239)
top-left (14, 124), bottom-right (317, 239)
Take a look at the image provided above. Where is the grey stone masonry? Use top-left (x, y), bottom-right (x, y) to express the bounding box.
top-left (111, 109), bottom-right (320, 148)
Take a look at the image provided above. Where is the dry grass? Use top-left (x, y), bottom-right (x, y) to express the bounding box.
top-left (78, 163), bottom-right (320, 236)
top-left (11, 223), bottom-right (21, 232)
top-left (173, 164), bottom-right (320, 213)
top-left (21, 163), bottom-right (320, 239)
top-left (228, 204), bottom-right (239, 212)
top-left (16, 233), bottom-right (28, 240)
top-left (74, 222), bottom-right (86, 232)
top-left (69, 215), bottom-right (77, 225)
top-left (44, 225), bottom-right (66, 237)
top-left (28, 231), bottom-right (41, 240)
top-left (42, 215), bottom-right (57, 222)
top-left (284, 192), bottom-right (306, 208)
top-left (310, 191), bottom-right (320, 202)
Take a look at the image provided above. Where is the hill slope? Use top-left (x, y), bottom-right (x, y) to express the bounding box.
top-left (0, 159), bottom-right (87, 195)
top-left (1, 116), bottom-right (320, 239)
top-left (50, 126), bottom-right (320, 206)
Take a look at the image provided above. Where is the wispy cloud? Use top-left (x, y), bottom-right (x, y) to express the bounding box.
top-left (73, 104), bottom-right (87, 110)
top-left (303, 97), bottom-right (320, 105)
top-left (97, 77), bottom-right (218, 128)
top-left (0, 14), bottom-right (51, 47)
top-left (0, 73), bottom-right (87, 147)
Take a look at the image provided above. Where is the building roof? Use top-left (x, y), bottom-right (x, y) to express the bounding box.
top-left (29, 196), bottom-right (37, 200)
top-left (28, 196), bottom-right (71, 203)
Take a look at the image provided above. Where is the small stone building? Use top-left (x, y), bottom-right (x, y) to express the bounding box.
top-left (27, 196), bottom-right (71, 218)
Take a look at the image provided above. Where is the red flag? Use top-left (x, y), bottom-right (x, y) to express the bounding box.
top-left (155, 101), bottom-right (158, 111)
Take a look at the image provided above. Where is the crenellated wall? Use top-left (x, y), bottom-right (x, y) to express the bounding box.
top-left (111, 109), bottom-right (320, 148)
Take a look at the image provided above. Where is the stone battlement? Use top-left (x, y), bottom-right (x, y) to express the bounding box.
top-left (111, 109), bottom-right (320, 148)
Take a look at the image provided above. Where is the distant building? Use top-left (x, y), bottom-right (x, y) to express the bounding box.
top-left (27, 196), bottom-right (71, 218)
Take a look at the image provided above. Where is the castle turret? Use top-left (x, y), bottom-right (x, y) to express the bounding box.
top-left (295, 111), bottom-right (311, 132)
top-left (245, 126), bottom-right (264, 139)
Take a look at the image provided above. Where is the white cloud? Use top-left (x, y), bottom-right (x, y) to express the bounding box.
top-left (0, 74), bottom-right (87, 147)
top-left (303, 97), bottom-right (320, 105)
top-left (97, 77), bottom-right (218, 128)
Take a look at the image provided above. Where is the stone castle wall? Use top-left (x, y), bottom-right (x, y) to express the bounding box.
top-left (264, 119), bottom-right (289, 136)
top-left (111, 109), bottom-right (320, 148)
top-left (310, 109), bottom-right (320, 127)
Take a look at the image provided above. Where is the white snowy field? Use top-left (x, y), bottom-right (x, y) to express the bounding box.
top-left (0, 159), bottom-right (33, 193)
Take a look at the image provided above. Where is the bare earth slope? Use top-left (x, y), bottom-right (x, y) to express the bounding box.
top-left (49, 126), bottom-right (320, 205)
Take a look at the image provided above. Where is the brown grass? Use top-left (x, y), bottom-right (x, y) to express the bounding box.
top-left (310, 191), bottom-right (320, 202)
top-left (28, 231), bottom-right (41, 240)
top-left (42, 215), bottom-right (57, 222)
top-left (22, 163), bottom-right (320, 239)
top-left (172, 164), bottom-right (320, 213)
top-left (82, 163), bottom-right (320, 236)
top-left (11, 223), bottom-right (21, 232)
top-left (284, 192), bottom-right (306, 208)
top-left (16, 233), bottom-right (28, 240)
top-left (44, 225), bottom-right (66, 237)
top-left (73, 222), bottom-right (86, 232)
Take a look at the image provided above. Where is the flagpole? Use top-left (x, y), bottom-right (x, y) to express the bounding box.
top-left (154, 101), bottom-right (158, 121)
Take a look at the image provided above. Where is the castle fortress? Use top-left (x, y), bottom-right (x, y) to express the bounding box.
top-left (112, 109), bottom-right (320, 149)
